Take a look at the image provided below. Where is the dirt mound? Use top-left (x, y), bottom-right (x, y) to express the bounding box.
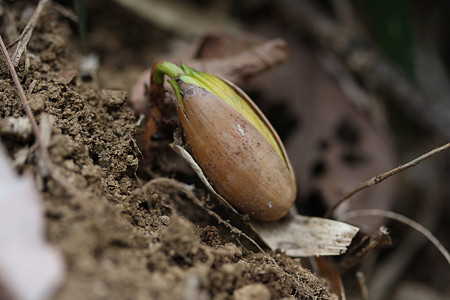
top-left (0, 2), bottom-right (335, 299)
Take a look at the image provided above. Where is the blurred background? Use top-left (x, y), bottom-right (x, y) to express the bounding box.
top-left (72, 0), bottom-right (450, 299)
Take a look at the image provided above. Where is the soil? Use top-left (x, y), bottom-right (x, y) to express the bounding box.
top-left (0, 2), bottom-right (336, 299)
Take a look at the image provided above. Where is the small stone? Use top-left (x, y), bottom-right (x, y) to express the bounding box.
top-left (101, 89), bottom-right (127, 108)
top-left (160, 215), bottom-right (170, 226)
top-left (63, 159), bottom-right (80, 172)
top-left (233, 283), bottom-right (271, 300)
top-left (81, 165), bottom-right (103, 178)
top-left (28, 93), bottom-right (46, 112)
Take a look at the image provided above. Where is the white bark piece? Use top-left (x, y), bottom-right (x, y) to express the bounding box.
top-left (251, 211), bottom-right (359, 256)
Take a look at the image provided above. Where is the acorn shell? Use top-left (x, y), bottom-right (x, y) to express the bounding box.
top-left (177, 81), bottom-right (296, 221)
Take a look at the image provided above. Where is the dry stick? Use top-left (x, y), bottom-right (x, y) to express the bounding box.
top-left (0, 35), bottom-right (80, 197)
top-left (356, 271), bottom-right (369, 300)
top-left (325, 142), bottom-right (450, 218)
top-left (10, 0), bottom-right (49, 66)
top-left (339, 209), bottom-right (450, 265)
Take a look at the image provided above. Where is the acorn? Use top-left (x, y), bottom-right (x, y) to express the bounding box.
top-left (153, 61), bottom-right (296, 221)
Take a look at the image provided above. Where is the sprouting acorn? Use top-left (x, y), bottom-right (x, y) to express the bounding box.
top-left (153, 61), bottom-right (297, 221)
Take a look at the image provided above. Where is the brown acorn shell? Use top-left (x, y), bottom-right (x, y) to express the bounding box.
top-left (176, 80), bottom-right (296, 221)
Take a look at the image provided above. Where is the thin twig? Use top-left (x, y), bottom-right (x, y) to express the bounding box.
top-left (10, 0), bottom-right (49, 66)
top-left (0, 34), bottom-right (81, 197)
top-left (356, 271), bottom-right (369, 300)
top-left (338, 209), bottom-right (450, 265)
top-left (325, 143), bottom-right (450, 218)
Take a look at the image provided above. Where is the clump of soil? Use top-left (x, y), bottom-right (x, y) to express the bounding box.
top-left (0, 2), bottom-right (336, 299)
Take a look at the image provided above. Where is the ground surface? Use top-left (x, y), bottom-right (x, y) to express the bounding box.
top-left (0, 2), bottom-right (336, 299)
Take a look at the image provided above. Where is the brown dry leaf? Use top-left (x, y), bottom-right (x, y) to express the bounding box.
top-left (312, 257), bottom-right (346, 300)
top-left (50, 69), bottom-right (77, 84)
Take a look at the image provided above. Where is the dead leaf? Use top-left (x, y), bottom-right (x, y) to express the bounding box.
top-left (311, 257), bottom-right (346, 300)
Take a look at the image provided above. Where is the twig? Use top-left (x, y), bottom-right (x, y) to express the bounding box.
top-left (338, 209), bottom-right (450, 265)
top-left (0, 34), bottom-right (81, 197)
top-left (325, 142), bottom-right (450, 218)
top-left (10, 0), bottom-right (49, 66)
top-left (356, 271), bottom-right (369, 300)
